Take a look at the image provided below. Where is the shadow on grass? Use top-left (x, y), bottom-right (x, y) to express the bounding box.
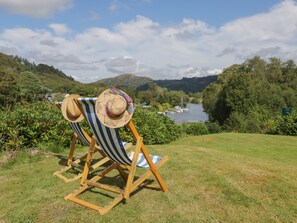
top-left (73, 173), bottom-right (159, 210)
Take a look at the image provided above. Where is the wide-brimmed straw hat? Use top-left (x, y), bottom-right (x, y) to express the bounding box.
top-left (95, 87), bottom-right (134, 128)
top-left (61, 94), bottom-right (84, 122)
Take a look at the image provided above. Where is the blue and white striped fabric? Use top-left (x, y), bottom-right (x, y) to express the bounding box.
top-left (56, 102), bottom-right (90, 146)
top-left (129, 152), bottom-right (161, 168)
top-left (78, 97), bottom-right (162, 168)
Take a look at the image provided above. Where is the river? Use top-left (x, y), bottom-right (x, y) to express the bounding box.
top-left (166, 103), bottom-right (208, 124)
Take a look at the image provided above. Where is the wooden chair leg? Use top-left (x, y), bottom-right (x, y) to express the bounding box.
top-left (80, 136), bottom-right (97, 185)
top-left (141, 145), bottom-right (169, 192)
top-left (67, 133), bottom-right (78, 166)
top-left (124, 137), bottom-right (142, 199)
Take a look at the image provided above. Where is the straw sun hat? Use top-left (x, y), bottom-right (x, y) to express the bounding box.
top-left (95, 87), bottom-right (134, 128)
top-left (61, 94), bottom-right (84, 123)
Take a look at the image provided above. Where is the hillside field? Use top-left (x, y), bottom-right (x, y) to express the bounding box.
top-left (0, 133), bottom-right (296, 222)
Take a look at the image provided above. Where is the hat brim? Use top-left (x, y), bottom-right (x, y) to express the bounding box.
top-left (95, 89), bottom-right (133, 128)
top-left (61, 94), bottom-right (84, 123)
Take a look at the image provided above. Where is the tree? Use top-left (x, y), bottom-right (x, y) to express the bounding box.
top-left (202, 83), bottom-right (222, 122)
top-left (0, 71), bottom-right (20, 109)
top-left (266, 57), bottom-right (283, 83)
top-left (202, 57), bottom-right (297, 133)
top-left (244, 56), bottom-right (266, 80)
top-left (282, 59), bottom-right (297, 89)
top-left (19, 71), bottom-right (46, 101)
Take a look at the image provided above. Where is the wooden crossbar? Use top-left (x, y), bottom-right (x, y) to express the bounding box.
top-left (67, 196), bottom-right (101, 212)
top-left (85, 181), bottom-right (124, 194)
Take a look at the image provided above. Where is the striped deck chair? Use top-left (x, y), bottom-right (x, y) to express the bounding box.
top-left (65, 98), bottom-right (169, 215)
top-left (53, 102), bottom-right (110, 183)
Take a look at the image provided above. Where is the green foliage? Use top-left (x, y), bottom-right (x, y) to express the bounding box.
top-left (19, 71), bottom-right (50, 101)
top-left (266, 110), bottom-right (297, 136)
top-left (189, 92), bottom-right (203, 104)
top-left (205, 122), bottom-right (223, 134)
top-left (223, 112), bottom-right (248, 132)
top-left (137, 84), bottom-right (190, 108)
top-left (202, 56), bottom-right (297, 134)
top-left (0, 70), bottom-right (20, 109)
top-left (0, 52), bottom-right (94, 97)
top-left (161, 102), bottom-right (171, 111)
top-left (155, 75), bottom-right (218, 93)
top-left (96, 73), bottom-right (154, 88)
top-left (0, 102), bottom-right (182, 151)
top-left (120, 108), bottom-right (182, 144)
top-left (0, 101), bottom-right (72, 151)
top-left (183, 123), bottom-right (209, 136)
top-left (202, 83), bottom-right (223, 123)
top-left (70, 84), bottom-right (100, 97)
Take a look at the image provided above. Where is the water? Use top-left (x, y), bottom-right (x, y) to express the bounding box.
top-left (167, 103), bottom-right (208, 124)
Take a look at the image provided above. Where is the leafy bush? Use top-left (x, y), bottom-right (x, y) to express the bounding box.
top-left (205, 122), bottom-right (223, 134)
top-left (184, 123), bottom-right (209, 136)
top-left (0, 101), bottom-right (72, 151)
top-left (0, 103), bottom-right (182, 151)
top-left (265, 117), bottom-right (282, 135)
top-left (120, 108), bottom-right (182, 144)
top-left (266, 110), bottom-right (297, 136)
top-left (223, 112), bottom-right (247, 132)
top-left (279, 111), bottom-right (297, 135)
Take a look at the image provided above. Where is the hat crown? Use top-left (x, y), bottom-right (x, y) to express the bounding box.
top-left (107, 95), bottom-right (127, 116)
top-left (67, 100), bottom-right (81, 118)
top-left (96, 88), bottom-right (134, 128)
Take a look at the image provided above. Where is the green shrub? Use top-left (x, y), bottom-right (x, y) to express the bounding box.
top-left (265, 117), bottom-right (282, 135)
top-left (279, 110), bottom-right (297, 135)
top-left (0, 101), bottom-right (72, 151)
top-left (184, 123), bottom-right (209, 136)
top-left (223, 112), bottom-right (247, 132)
top-left (266, 110), bottom-right (297, 136)
top-left (120, 108), bottom-right (182, 144)
top-left (206, 122), bottom-right (223, 134)
top-left (0, 102), bottom-right (182, 151)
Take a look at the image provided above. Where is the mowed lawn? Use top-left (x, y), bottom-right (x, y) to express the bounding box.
top-left (0, 133), bottom-right (296, 223)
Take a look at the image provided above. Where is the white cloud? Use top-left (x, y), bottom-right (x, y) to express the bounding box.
top-left (105, 56), bottom-right (139, 73)
top-left (0, 0), bottom-right (73, 18)
top-left (49, 24), bottom-right (70, 36)
top-left (212, 0), bottom-right (297, 56)
top-left (0, 0), bottom-right (297, 83)
top-left (219, 0), bottom-right (297, 43)
top-left (105, 56), bottom-right (152, 76)
top-left (161, 18), bottom-right (215, 40)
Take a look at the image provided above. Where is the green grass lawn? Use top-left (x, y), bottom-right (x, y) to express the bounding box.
top-left (0, 133), bottom-right (297, 223)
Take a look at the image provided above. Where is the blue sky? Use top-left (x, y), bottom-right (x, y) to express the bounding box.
top-left (0, 0), bottom-right (296, 82)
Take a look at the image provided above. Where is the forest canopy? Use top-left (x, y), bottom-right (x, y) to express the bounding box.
top-left (203, 56), bottom-right (297, 133)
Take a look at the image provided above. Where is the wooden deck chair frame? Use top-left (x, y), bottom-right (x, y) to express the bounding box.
top-left (53, 102), bottom-right (110, 183)
top-left (65, 98), bottom-right (169, 215)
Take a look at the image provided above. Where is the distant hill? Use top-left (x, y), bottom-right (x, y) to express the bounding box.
top-left (156, 76), bottom-right (218, 93)
top-left (34, 63), bottom-right (78, 91)
top-left (137, 75), bottom-right (218, 93)
top-left (1, 52), bottom-right (217, 95)
top-left (0, 52), bottom-right (80, 92)
top-left (94, 73), bottom-right (217, 93)
top-left (95, 73), bottom-right (154, 88)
